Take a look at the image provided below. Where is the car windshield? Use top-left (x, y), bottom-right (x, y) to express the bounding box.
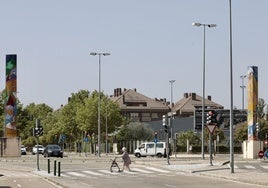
top-left (48, 145), bottom-right (60, 149)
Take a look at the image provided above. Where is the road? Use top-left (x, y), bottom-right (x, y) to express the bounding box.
top-left (0, 154), bottom-right (268, 188)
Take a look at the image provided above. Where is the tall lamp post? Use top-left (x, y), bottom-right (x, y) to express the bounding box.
top-left (240, 75), bottom-right (246, 110)
top-left (90, 52), bottom-right (110, 157)
top-left (229, 0), bottom-right (235, 174)
top-left (169, 80), bottom-right (175, 154)
top-left (192, 22), bottom-right (217, 160)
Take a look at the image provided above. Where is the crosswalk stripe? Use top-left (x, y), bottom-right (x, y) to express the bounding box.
top-left (66, 172), bottom-right (87, 177)
top-left (244, 165), bottom-right (255, 169)
top-left (121, 170), bottom-right (138, 175)
top-left (260, 165), bottom-right (268, 169)
top-left (144, 167), bottom-right (170, 173)
top-left (131, 168), bottom-right (153, 174)
top-left (98, 169), bottom-right (117, 175)
top-left (82, 170), bottom-right (103, 176)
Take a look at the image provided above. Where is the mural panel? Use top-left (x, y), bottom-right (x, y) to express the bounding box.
top-left (5, 54), bottom-right (17, 138)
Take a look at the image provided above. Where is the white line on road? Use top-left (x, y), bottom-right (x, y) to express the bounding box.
top-left (131, 168), bottom-right (153, 173)
top-left (82, 170), bottom-right (103, 176)
top-left (145, 166), bottom-right (171, 173)
top-left (261, 165), bottom-right (268, 169)
top-left (244, 165), bottom-right (256, 169)
top-left (66, 172), bottom-right (87, 177)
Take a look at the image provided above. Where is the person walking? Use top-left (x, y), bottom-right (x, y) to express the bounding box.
top-left (121, 147), bottom-right (131, 172)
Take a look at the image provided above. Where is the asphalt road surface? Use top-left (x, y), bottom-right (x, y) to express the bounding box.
top-left (1, 154), bottom-right (268, 188)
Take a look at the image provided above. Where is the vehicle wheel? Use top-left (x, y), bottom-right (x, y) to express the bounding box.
top-left (156, 153), bottom-right (162, 158)
top-left (135, 153), bottom-right (141, 158)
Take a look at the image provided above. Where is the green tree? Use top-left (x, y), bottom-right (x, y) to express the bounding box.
top-left (177, 130), bottom-right (200, 145)
top-left (116, 122), bottom-right (154, 142)
top-left (234, 122), bottom-right (248, 144)
top-left (76, 91), bottom-right (125, 143)
top-left (56, 90), bottom-right (90, 143)
top-left (19, 103), bottom-right (53, 146)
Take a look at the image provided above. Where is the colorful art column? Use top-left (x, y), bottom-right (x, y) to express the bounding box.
top-left (247, 66), bottom-right (258, 141)
top-left (5, 54), bottom-right (17, 138)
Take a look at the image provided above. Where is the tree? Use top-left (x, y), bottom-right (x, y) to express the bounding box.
top-left (234, 122), bottom-right (248, 144)
top-left (19, 103), bottom-right (53, 146)
top-left (177, 131), bottom-right (200, 146)
top-left (56, 90), bottom-right (90, 144)
top-left (116, 122), bottom-right (154, 142)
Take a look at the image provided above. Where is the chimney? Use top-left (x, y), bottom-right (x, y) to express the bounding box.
top-left (191, 93), bottom-right (196, 100)
top-left (119, 88), bottom-right (122, 95)
top-left (207, 95), bottom-right (212, 101)
top-left (134, 88), bottom-right (137, 92)
top-left (114, 89), bottom-right (117, 97)
top-left (184, 93), bottom-right (188, 98)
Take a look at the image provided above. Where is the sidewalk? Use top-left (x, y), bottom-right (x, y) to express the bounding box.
top-left (157, 154), bottom-right (268, 186)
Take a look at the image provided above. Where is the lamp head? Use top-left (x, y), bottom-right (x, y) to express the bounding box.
top-left (90, 52), bottom-right (97, 56)
top-left (208, 24), bottom-right (217, 28)
top-left (192, 22), bottom-right (201, 27)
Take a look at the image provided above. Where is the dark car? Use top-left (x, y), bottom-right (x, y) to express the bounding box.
top-left (43, 144), bottom-right (63, 158)
top-left (21, 145), bottom-right (27, 155)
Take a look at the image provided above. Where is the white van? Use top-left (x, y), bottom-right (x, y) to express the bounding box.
top-left (134, 142), bottom-right (170, 158)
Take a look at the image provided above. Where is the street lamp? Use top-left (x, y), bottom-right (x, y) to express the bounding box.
top-left (90, 52), bottom-right (110, 157)
top-left (240, 75), bottom-right (247, 110)
top-left (192, 22), bottom-right (217, 160)
top-left (228, 0), bottom-right (235, 174)
top-left (169, 80), bottom-right (175, 156)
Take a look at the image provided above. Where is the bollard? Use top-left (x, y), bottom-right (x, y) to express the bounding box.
top-left (58, 161), bottom-right (61, 177)
top-left (54, 160), bottom-right (57, 176)
top-left (48, 159), bottom-right (50, 174)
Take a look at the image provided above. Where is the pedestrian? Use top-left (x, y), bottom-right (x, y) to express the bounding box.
top-left (121, 147), bottom-right (131, 172)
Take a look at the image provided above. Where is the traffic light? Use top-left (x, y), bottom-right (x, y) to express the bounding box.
top-left (256, 123), bottom-right (259, 132)
top-left (38, 126), bottom-right (43, 136)
top-left (162, 115), bottom-right (168, 133)
top-left (206, 110), bottom-right (216, 125)
top-left (33, 126), bottom-right (43, 137)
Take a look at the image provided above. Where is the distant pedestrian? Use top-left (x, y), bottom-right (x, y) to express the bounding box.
top-left (121, 147), bottom-right (131, 172)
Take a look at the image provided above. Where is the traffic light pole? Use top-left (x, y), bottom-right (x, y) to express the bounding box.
top-left (162, 115), bottom-right (170, 165)
top-left (35, 119), bottom-right (41, 171)
top-left (36, 136), bottom-right (40, 171)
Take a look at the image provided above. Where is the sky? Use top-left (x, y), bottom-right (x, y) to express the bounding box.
top-left (0, 0), bottom-right (267, 110)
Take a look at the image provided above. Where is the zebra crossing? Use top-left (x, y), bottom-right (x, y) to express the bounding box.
top-left (230, 164), bottom-right (268, 171)
top-left (60, 165), bottom-right (176, 179)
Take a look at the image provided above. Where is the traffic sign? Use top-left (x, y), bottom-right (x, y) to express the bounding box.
top-left (258, 150), bottom-right (264, 159)
top-left (206, 124), bottom-right (217, 134)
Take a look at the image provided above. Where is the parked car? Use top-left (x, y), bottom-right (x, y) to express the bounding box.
top-left (134, 142), bottom-right (171, 158)
top-left (32, 145), bottom-right (44, 155)
top-left (21, 145), bottom-right (27, 155)
top-left (43, 144), bottom-right (63, 158)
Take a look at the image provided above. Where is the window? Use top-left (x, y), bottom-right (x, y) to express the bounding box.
top-left (156, 143), bottom-right (164, 148)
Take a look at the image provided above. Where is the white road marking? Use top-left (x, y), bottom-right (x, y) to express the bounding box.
top-left (244, 165), bottom-right (256, 169)
top-left (261, 165), bottom-right (268, 169)
top-left (66, 172), bottom-right (87, 177)
top-left (145, 166), bottom-right (171, 173)
top-left (82, 170), bottom-right (103, 176)
top-left (131, 167), bottom-right (153, 173)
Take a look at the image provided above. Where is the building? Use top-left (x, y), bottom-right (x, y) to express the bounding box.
top-left (173, 92), bottom-right (224, 118)
top-left (110, 89), bottom-right (223, 123)
top-left (110, 88), bottom-right (170, 122)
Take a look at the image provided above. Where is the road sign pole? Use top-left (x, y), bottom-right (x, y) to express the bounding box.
top-left (209, 132), bottom-right (213, 166)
